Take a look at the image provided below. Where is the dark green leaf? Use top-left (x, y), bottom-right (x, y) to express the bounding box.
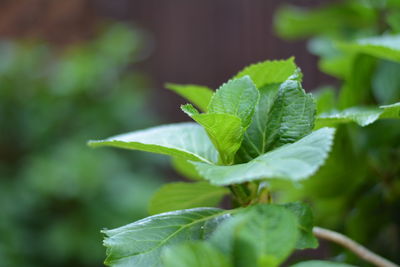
top-left (282, 202), bottom-right (318, 249)
top-left (171, 157), bottom-right (203, 181)
top-left (211, 204), bottom-right (299, 267)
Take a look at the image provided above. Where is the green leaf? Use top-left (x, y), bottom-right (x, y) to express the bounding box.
top-left (211, 204), bottom-right (298, 267)
top-left (162, 242), bottom-right (232, 267)
top-left (372, 60), bottom-right (400, 105)
top-left (192, 127), bottom-right (335, 186)
top-left (102, 208), bottom-right (231, 267)
top-left (314, 86), bottom-right (337, 114)
top-left (165, 83), bottom-right (214, 112)
top-left (282, 202), bottom-right (318, 249)
top-left (316, 102), bottom-right (400, 127)
top-left (234, 58), bottom-right (297, 89)
top-left (237, 77), bottom-right (316, 162)
top-left (338, 34), bottom-right (400, 62)
top-left (290, 260), bottom-right (356, 267)
top-left (148, 182), bottom-right (229, 215)
top-left (208, 76), bottom-right (259, 128)
top-left (182, 104), bottom-right (244, 165)
top-left (88, 122), bottom-right (218, 164)
top-left (235, 83), bottom-right (281, 162)
top-left (263, 78), bottom-right (316, 152)
top-left (171, 157), bottom-right (203, 181)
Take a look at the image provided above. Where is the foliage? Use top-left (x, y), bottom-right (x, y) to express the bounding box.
top-left (0, 24), bottom-right (164, 267)
top-left (90, 58), bottom-right (390, 266)
top-left (275, 0), bottom-right (400, 265)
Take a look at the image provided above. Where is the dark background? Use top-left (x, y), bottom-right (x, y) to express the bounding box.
top-left (0, 0), bottom-right (336, 121)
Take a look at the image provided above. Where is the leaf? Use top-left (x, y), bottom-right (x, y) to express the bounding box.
top-left (88, 122), bottom-right (218, 164)
top-left (235, 83), bottom-right (281, 162)
top-left (208, 76), bottom-right (259, 128)
top-left (162, 242), bottom-right (231, 267)
top-left (102, 208), bottom-right (232, 267)
top-left (234, 58), bottom-right (297, 89)
top-left (165, 83), bottom-right (214, 112)
top-left (211, 204), bottom-right (299, 267)
top-left (314, 86), bottom-right (337, 114)
top-left (263, 78), bottom-right (316, 152)
top-left (282, 202), bottom-right (318, 249)
top-left (192, 127), bottom-right (335, 186)
top-left (316, 102), bottom-right (400, 127)
top-left (338, 34), bottom-right (400, 62)
top-left (171, 157), bottom-right (203, 181)
top-left (148, 182), bottom-right (229, 215)
top-left (182, 104), bottom-right (244, 164)
top-left (290, 260), bottom-right (356, 267)
top-left (236, 73), bottom-right (315, 162)
top-left (372, 60), bottom-right (400, 105)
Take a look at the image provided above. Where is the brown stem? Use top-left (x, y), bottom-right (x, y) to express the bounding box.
top-left (313, 227), bottom-right (399, 267)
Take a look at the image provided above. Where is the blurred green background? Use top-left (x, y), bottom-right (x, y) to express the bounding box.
top-left (0, 24), bottom-right (167, 266)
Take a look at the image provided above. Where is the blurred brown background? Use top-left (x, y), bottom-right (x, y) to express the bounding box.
top-left (0, 0), bottom-right (335, 121)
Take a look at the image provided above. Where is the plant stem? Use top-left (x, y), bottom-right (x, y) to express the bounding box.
top-left (313, 227), bottom-right (399, 267)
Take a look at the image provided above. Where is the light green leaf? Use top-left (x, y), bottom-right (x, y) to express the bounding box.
top-left (236, 73), bottom-right (315, 162)
top-left (234, 58), bottom-right (297, 88)
top-left (208, 76), bottom-right (259, 128)
top-left (211, 204), bottom-right (298, 267)
top-left (193, 128), bottom-right (335, 185)
top-left (88, 122), bottom-right (218, 164)
top-left (290, 260), bottom-right (356, 267)
top-left (282, 202), bottom-right (318, 249)
top-left (381, 102), bottom-right (400, 118)
top-left (182, 104), bottom-right (244, 164)
top-left (162, 242), bottom-right (231, 267)
top-left (338, 34), bottom-right (400, 62)
top-left (171, 157), bottom-right (203, 181)
top-left (103, 208), bottom-right (231, 267)
top-left (165, 83), bottom-right (214, 112)
top-left (148, 182), bottom-right (229, 215)
top-left (316, 102), bottom-right (400, 127)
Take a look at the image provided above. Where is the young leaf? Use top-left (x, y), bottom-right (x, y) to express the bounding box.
top-left (290, 260), bottom-right (356, 267)
top-left (165, 83), bottom-right (214, 112)
top-left (88, 122), bottom-right (218, 164)
top-left (234, 58), bottom-right (297, 89)
top-left (171, 157), bottom-right (203, 181)
top-left (211, 204), bottom-right (299, 267)
top-left (192, 127), bottom-right (335, 186)
top-left (102, 208), bottom-right (232, 267)
top-left (282, 202), bottom-right (318, 249)
top-left (316, 102), bottom-right (400, 127)
top-left (182, 104), bottom-right (244, 165)
top-left (162, 242), bottom-right (231, 267)
top-left (236, 73), bottom-right (315, 163)
top-left (263, 78), bottom-right (316, 152)
top-left (208, 76), bottom-right (259, 128)
top-left (148, 182), bottom-right (229, 215)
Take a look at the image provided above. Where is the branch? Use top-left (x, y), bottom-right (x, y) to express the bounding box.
top-left (313, 227), bottom-right (399, 267)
